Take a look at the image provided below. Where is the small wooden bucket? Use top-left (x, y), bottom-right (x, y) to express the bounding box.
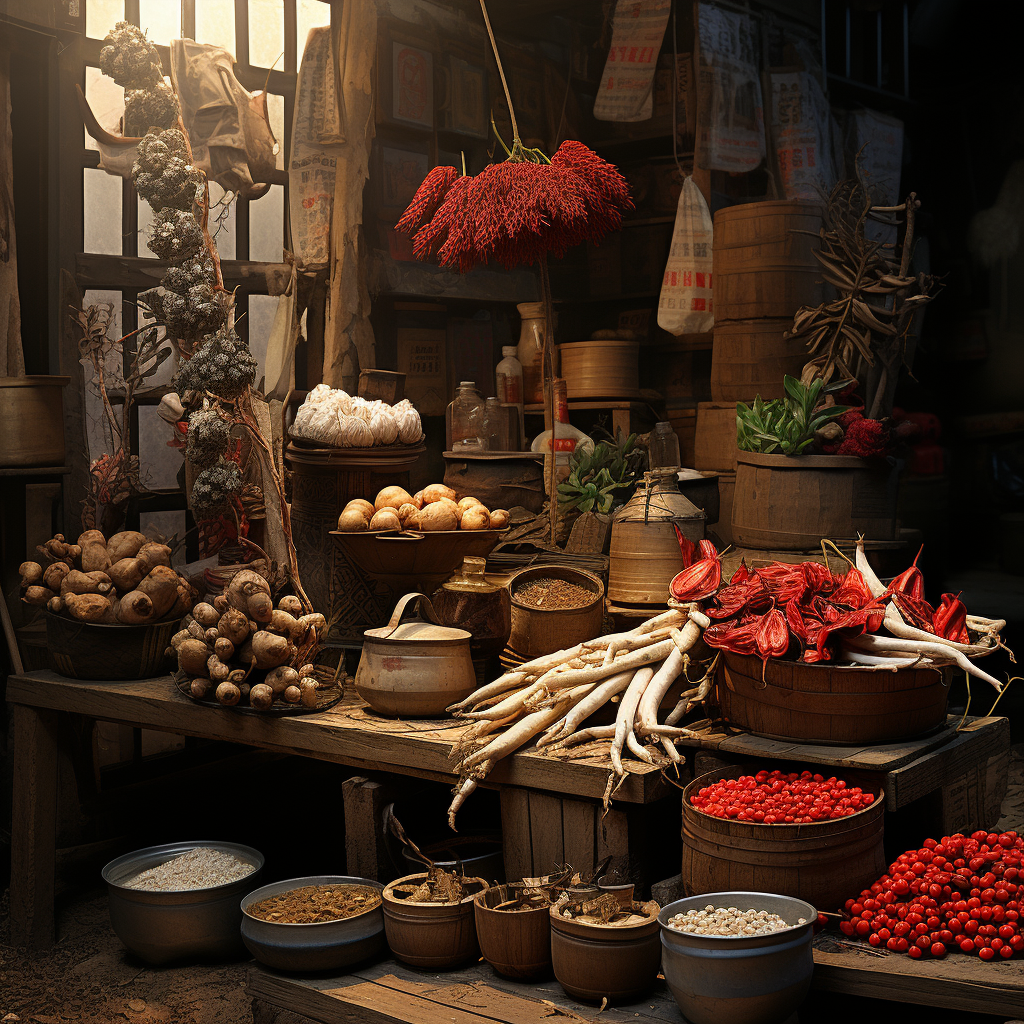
top-left (507, 566), bottom-right (605, 658)
top-left (558, 340), bottom-right (640, 399)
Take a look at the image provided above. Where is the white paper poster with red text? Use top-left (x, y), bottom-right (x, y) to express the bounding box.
top-left (594, 0), bottom-right (671, 122)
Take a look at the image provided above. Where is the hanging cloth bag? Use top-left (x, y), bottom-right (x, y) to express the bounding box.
top-left (657, 175), bottom-right (714, 335)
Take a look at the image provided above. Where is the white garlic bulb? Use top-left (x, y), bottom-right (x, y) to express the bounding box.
top-left (336, 413), bottom-right (374, 448)
top-left (307, 383), bottom-right (335, 405)
top-left (369, 407), bottom-right (399, 445)
top-left (348, 397), bottom-right (373, 422)
top-left (395, 405), bottom-right (423, 444)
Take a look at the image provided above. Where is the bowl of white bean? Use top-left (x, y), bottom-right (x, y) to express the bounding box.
top-left (658, 891), bottom-right (816, 1024)
top-left (102, 841), bottom-right (263, 965)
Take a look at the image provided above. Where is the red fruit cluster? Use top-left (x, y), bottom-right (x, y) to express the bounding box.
top-left (691, 770), bottom-right (874, 824)
top-left (394, 142), bottom-right (632, 273)
top-left (837, 831), bottom-right (1024, 960)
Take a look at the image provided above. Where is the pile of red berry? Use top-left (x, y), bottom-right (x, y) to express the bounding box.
top-left (690, 770), bottom-right (875, 824)
top-left (838, 830), bottom-right (1023, 960)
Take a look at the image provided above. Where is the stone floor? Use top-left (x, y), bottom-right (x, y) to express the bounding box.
top-left (3, 746), bottom-right (1024, 1024)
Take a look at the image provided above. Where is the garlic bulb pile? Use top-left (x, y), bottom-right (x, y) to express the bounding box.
top-left (290, 386), bottom-right (423, 448)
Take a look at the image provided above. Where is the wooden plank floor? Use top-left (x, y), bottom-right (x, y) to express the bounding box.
top-left (6, 672), bottom-right (666, 804)
top-left (811, 936), bottom-right (1024, 1015)
top-left (247, 958), bottom-right (684, 1024)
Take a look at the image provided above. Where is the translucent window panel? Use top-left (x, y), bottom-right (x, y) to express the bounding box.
top-left (266, 93), bottom-right (285, 169)
top-left (196, 0), bottom-right (236, 53)
top-left (85, 66), bottom-right (125, 150)
top-left (297, 0), bottom-right (331, 59)
top-left (249, 184), bottom-right (284, 262)
top-left (247, 294), bottom-right (277, 388)
top-left (139, 0), bottom-right (181, 46)
top-left (249, 0), bottom-right (285, 69)
top-left (84, 169), bottom-right (124, 255)
top-left (138, 404), bottom-right (182, 491)
top-left (140, 511), bottom-right (188, 556)
top-left (87, 0), bottom-right (124, 40)
top-left (84, 390), bottom-right (123, 463)
top-left (208, 182), bottom-right (237, 260)
top-left (138, 196), bottom-right (157, 258)
top-left (137, 305), bottom-right (180, 388)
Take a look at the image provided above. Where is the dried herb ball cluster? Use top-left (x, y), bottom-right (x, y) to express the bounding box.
top-left (99, 22), bottom-right (164, 90)
top-left (140, 283), bottom-right (227, 344)
top-left (190, 458), bottom-right (242, 518)
top-left (148, 208), bottom-right (205, 262)
top-left (184, 409), bottom-right (233, 470)
top-left (124, 81), bottom-right (181, 137)
top-left (132, 131), bottom-right (201, 209)
top-left (173, 325), bottom-right (257, 400)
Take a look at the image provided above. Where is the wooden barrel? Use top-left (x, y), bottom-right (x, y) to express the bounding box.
top-left (710, 319), bottom-right (809, 402)
top-left (558, 340), bottom-right (640, 398)
top-left (716, 652), bottom-right (951, 745)
top-left (693, 402), bottom-right (737, 472)
top-left (713, 201), bottom-right (824, 322)
top-left (0, 375), bottom-right (69, 467)
top-left (731, 451), bottom-right (900, 550)
top-left (681, 765), bottom-right (886, 913)
top-left (608, 520), bottom-right (692, 605)
top-left (714, 471), bottom-right (736, 546)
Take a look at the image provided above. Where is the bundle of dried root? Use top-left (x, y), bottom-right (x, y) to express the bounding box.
top-left (445, 605), bottom-right (714, 828)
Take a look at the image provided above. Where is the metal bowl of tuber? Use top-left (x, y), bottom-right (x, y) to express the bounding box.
top-left (46, 611), bottom-right (179, 679)
top-left (240, 875), bottom-right (386, 972)
top-left (102, 840), bottom-right (264, 965)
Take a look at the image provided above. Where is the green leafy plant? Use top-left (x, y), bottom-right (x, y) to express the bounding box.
top-left (737, 376), bottom-right (853, 456)
top-left (557, 433), bottom-right (641, 514)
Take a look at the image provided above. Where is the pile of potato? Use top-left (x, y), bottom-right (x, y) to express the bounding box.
top-left (19, 530), bottom-right (194, 624)
top-left (336, 484), bottom-right (509, 533)
top-left (170, 568), bottom-right (328, 712)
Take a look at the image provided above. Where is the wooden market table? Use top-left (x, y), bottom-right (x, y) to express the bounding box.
top-left (6, 670), bottom-right (670, 950)
top-left (245, 937), bottom-right (1024, 1023)
top-left (6, 670), bottom-right (1013, 953)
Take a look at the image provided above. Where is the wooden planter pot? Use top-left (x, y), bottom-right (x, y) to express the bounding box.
top-left (681, 765), bottom-right (886, 914)
top-left (732, 450), bottom-right (900, 550)
top-left (381, 873), bottom-right (486, 970)
top-left (473, 886), bottom-right (552, 980)
top-left (716, 651), bottom-right (951, 746)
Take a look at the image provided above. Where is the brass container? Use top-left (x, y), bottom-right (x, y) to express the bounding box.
top-left (608, 473), bottom-right (705, 606)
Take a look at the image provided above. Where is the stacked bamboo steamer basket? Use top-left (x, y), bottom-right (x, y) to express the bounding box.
top-left (699, 201), bottom-right (825, 545)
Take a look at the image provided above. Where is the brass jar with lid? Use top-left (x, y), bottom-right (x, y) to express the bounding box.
top-left (431, 556), bottom-right (511, 660)
top-left (607, 471), bottom-right (705, 606)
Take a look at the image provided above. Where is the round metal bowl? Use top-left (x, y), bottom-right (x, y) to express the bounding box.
top-left (102, 841), bottom-right (264, 965)
top-left (241, 875), bottom-right (386, 973)
top-left (658, 891), bottom-right (816, 1024)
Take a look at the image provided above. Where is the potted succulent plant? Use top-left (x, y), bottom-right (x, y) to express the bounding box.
top-left (733, 375), bottom-right (901, 550)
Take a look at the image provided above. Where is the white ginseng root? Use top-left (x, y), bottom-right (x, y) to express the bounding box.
top-left (536, 670), bottom-right (634, 747)
top-left (845, 634), bottom-right (1004, 692)
top-left (636, 620), bottom-right (700, 735)
top-left (610, 666), bottom-right (656, 777)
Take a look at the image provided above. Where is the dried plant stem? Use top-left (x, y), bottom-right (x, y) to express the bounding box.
top-left (538, 254), bottom-right (558, 545)
top-left (175, 113), bottom-right (224, 291)
top-left (479, 0), bottom-right (519, 145)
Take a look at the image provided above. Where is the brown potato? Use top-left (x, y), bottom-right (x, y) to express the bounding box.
top-left (343, 498), bottom-right (375, 520)
top-left (460, 506), bottom-right (490, 531)
top-left (422, 484), bottom-right (456, 504)
top-left (415, 501), bottom-right (458, 532)
top-left (337, 508), bottom-right (369, 532)
top-left (489, 509), bottom-right (510, 529)
top-left (374, 486), bottom-right (413, 511)
top-left (369, 507), bottom-right (401, 531)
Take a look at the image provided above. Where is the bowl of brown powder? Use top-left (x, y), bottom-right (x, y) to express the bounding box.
top-left (102, 841), bottom-right (263, 964)
top-left (241, 875), bottom-right (386, 972)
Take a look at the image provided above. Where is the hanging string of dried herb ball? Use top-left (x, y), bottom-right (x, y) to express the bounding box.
top-left (184, 408), bottom-right (233, 470)
top-left (148, 208), bottom-right (205, 262)
top-left (190, 458), bottom-right (243, 520)
top-left (173, 324), bottom-right (257, 400)
top-left (132, 130), bottom-right (204, 210)
top-left (99, 22), bottom-right (164, 89)
top-left (124, 82), bottom-right (181, 136)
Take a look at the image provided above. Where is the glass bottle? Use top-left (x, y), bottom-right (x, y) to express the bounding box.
top-left (430, 556), bottom-right (511, 659)
top-left (446, 381), bottom-right (484, 449)
top-left (484, 396), bottom-right (503, 451)
top-left (650, 421), bottom-right (681, 471)
top-left (530, 378), bottom-right (594, 493)
top-left (495, 345), bottom-right (525, 443)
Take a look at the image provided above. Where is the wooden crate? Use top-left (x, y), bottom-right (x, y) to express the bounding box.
top-left (693, 402), bottom-right (737, 471)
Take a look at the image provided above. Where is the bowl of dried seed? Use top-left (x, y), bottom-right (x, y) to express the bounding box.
top-left (658, 891), bottom-right (816, 1024)
top-left (240, 876), bottom-right (386, 972)
top-left (507, 565), bottom-right (605, 658)
top-left (102, 841), bottom-right (263, 965)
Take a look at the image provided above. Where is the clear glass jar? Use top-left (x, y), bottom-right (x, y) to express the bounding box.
top-left (447, 381), bottom-right (484, 449)
top-left (484, 396), bottom-right (503, 450)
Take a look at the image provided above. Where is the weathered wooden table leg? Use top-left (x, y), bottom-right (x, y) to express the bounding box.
top-left (10, 704), bottom-right (61, 948)
top-left (342, 775), bottom-right (397, 881)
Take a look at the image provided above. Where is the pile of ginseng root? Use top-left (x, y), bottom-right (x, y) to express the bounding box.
top-left (446, 604), bottom-right (714, 828)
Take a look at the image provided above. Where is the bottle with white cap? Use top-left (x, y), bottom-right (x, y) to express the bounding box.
top-left (495, 345), bottom-right (524, 445)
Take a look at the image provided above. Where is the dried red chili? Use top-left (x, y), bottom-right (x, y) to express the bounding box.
top-left (704, 621), bottom-right (759, 655)
top-left (670, 557), bottom-right (722, 602)
top-left (934, 593), bottom-right (969, 643)
top-left (756, 608), bottom-right (790, 659)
